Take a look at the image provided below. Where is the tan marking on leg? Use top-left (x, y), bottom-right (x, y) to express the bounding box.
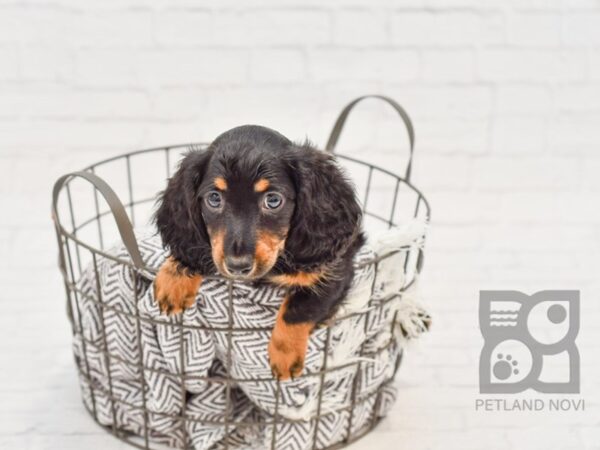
top-left (268, 297), bottom-right (314, 380)
top-left (154, 257), bottom-right (202, 315)
top-left (254, 178), bottom-right (270, 192)
top-left (214, 177), bottom-right (227, 190)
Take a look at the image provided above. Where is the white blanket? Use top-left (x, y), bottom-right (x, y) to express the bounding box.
top-left (73, 223), bottom-right (430, 450)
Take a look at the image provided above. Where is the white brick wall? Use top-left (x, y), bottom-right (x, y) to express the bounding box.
top-left (1, 1), bottom-right (599, 449)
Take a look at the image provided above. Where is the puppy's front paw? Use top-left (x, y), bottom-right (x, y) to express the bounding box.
top-left (154, 285), bottom-right (196, 315)
top-left (154, 258), bottom-right (202, 315)
top-left (268, 337), bottom-right (306, 380)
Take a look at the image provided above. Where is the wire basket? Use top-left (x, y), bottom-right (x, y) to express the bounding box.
top-left (52, 95), bottom-right (431, 450)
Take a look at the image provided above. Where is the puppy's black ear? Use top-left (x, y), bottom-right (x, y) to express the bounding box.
top-left (154, 149), bottom-right (213, 271)
top-left (285, 143), bottom-right (363, 267)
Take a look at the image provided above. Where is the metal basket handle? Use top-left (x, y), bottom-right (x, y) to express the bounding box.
top-left (52, 171), bottom-right (145, 270)
top-left (325, 94), bottom-right (415, 181)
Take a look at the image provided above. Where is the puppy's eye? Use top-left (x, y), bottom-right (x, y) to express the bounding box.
top-left (263, 192), bottom-right (283, 210)
top-left (205, 191), bottom-right (223, 209)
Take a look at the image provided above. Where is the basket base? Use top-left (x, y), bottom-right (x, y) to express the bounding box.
top-left (80, 398), bottom-right (385, 450)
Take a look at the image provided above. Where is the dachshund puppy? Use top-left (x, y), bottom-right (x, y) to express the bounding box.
top-left (154, 125), bottom-right (364, 380)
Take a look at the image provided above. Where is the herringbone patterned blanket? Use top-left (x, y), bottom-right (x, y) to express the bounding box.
top-left (73, 223), bottom-right (429, 449)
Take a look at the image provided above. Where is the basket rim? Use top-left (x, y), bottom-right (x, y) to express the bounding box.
top-left (80, 142), bottom-right (431, 218)
top-left (53, 143), bottom-right (430, 278)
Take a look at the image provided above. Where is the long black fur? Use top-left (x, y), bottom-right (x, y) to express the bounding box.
top-left (154, 125), bottom-right (364, 325)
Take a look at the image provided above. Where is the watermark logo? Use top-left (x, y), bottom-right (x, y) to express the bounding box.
top-left (479, 290), bottom-right (580, 394)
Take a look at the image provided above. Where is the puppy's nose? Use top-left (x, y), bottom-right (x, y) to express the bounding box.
top-left (225, 255), bottom-right (254, 276)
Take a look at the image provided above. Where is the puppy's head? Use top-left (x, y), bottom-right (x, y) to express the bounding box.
top-left (198, 126), bottom-right (295, 279)
top-left (155, 125), bottom-right (362, 279)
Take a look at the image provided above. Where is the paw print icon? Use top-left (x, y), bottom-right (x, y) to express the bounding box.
top-left (479, 290), bottom-right (579, 394)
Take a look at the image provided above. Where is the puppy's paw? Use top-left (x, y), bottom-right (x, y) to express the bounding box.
top-left (154, 258), bottom-right (202, 315)
top-left (155, 288), bottom-right (196, 316)
top-left (268, 337), bottom-right (306, 380)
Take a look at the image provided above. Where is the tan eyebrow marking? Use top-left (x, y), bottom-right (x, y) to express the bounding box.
top-left (254, 178), bottom-right (270, 192)
top-left (214, 177), bottom-right (227, 190)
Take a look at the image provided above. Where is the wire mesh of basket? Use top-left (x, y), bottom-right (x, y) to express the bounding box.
top-left (51, 95), bottom-right (431, 450)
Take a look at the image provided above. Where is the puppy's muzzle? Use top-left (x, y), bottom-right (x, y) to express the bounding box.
top-left (225, 255), bottom-right (254, 276)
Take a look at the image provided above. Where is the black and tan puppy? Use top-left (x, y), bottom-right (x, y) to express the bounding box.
top-left (154, 125), bottom-right (364, 380)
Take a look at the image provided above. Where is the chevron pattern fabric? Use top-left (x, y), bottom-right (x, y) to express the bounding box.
top-left (72, 222), bottom-right (430, 450)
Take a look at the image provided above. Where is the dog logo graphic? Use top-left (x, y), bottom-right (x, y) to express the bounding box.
top-left (479, 290), bottom-right (580, 394)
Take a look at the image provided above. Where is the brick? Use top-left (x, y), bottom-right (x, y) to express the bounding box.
top-left (495, 85), bottom-right (553, 114)
top-left (425, 0), bottom-right (502, 7)
top-left (205, 86), bottom-right (320, 136)
top-left (417, 347), bottom-right (472, 367)
top-left (505, 427), bottom-right (584, 449)
top-left (209, 11), bottom-right (250, 46)
top-left (590, 50), bottom-right (600, 80)
top-left (150, 88), bottom-right (212, 121)
top-left (579, 427), bottom-right (600, 449)
top-left (491, 116), bottom-right (546, 154)
top-left (310, 49), bottom-right (419, 82)
top-left (71, 11), bottom-right (154, 47)
top-left (45, 0), bottom-right (157, 9)
top-left (19, 45), bottom-right (72, 82)
top-left (142, 121), bottom-right (214, 147)
top-left (498, 193), bottom-right (561, 223)
top-left (243, 10), bottom-right (330, 46)
top-left (508, 12), bottom-right (561, 46)
top-left (472, 156), bottom-right (579, 191)
top-left (155, 10), bottom-right (213, 45)
top-left (437, 366), bottom-right (479, 387)
top-left (554, 192), bottom-right (600, 223)
top-left (412, 155), bottom-right (472, 191)
top-left (425, 192), bottom-right (502, 225)
top-left (421, 50), bottom-right (475, 83)
top-left (332, 9), bottom-right (387, 46)
top-left (508, 0), bottom-right (589, 9)
top-left (387, 86), bottom-right (493, 120)
top-left (76, 48), bottom-right (248, 87)
top-left (555, 85), bottom-right (600, 113)
top-left (0, 156), bottom-right (12, 195)
top-left (0, 7), bottom-right (73, 44)
top-left (11, 227), bottom-right (57, 269)
top-left (152, 0), bottom-right (331, 8)
top-left (74, 48), bottom-right (141, 87)
top-left (141, 49), bottom-right (248, 86)
top-left (478, 49), bottom-right (587, 82)
top-left (249, 49), bottom-right (305, 83)
top-left (376, 407), bottom-right (465, 432)
top-left (0, 119), bottom-right (146, 150)
top-left (426, 225), bottom-right (483, 250)
top-left (0, 228), bottom-right (10, 266)
top-left (67, 91), bottom-right (153, 119)
top-left (417, 117), bottom-right (489, 154)
top-left (547, 115), bottom-right (600, 153)
top-left (563, 12), bottom-right (600, 45)
top-left (0, 193), bottom-right (51, 227)
top-left (0, 8), bottom-right (24, 43)
top-left (581, 157), bottom-right (600, 191)
top-left (0, 88), bottom-right (153, 120)
top-left (0, 45), bottom-right (18, 80)
top-left (391, 11), bottom-right (504, 47)
top-left (7, 154), bottom-right (69, 195)
top-left (329, 0), bottom-right (425, 5)
top-left (321, 87), bottom-right (491, 133)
